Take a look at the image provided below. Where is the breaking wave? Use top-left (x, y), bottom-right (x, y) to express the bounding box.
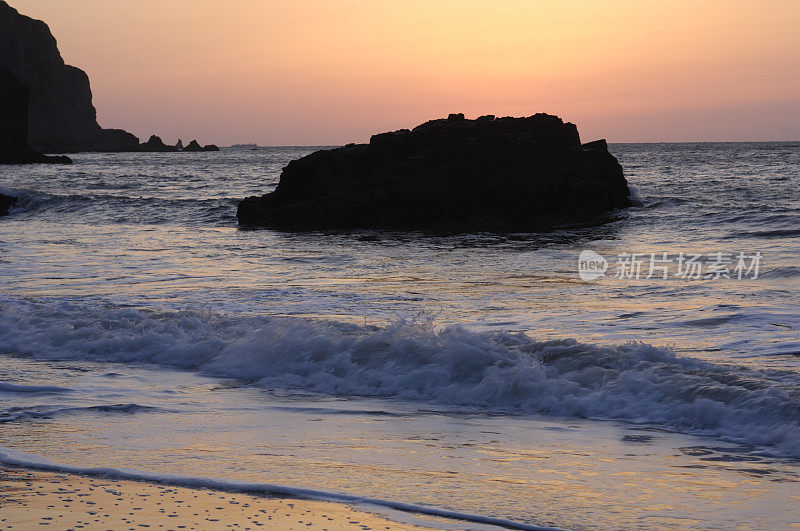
top-left (1, 298), bottom-right (798, 456)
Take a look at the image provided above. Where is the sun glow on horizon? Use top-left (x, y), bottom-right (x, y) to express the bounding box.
top-left (11, 0), bottom-right (800, 145)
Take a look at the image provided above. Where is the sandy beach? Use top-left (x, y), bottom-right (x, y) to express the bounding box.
top-left (0, 467), bottom-right (435, 530)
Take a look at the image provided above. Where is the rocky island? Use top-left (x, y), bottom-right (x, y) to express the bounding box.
top-left (182, 139), bottom-right (219, 152)
top-left (138, 136), bottom-right (219, 153)
top-left (238, 113), bottom-right (631, 232)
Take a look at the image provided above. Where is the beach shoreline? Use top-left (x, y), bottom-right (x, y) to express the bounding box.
top-left (0, 466), bottom-right (439, 530)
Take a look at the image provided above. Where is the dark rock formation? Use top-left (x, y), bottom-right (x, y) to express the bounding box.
top-left (91, 128), bottom-right (141, 152)
top-left (1, 65), bottom-right (71, 164)
top-left (182, 140), bottom-right (204, 152)
top-left (238, 113), bottom-right (631, 232)
top-left (0, 0), bottom-right (133, 152)
top-left (140, 135), bottom-right (177, 152)
top-left (0, 192), bottom-right (17, 216)
top-left (182, 139), bottom-right (219, 152)
top-left (1, 1), bottom-right (217, 153)
top-left (0, 143), bottom-right (71, 164)
top-left (130, 136), bottom-right (220, 153)
top-left (130, 136), bottom-right (219, 153)
top-left (0, 66), bottom-right (27, 149)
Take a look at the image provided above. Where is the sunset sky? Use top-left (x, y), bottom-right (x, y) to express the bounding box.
top-left (12, 0), bottom-right (800, 145)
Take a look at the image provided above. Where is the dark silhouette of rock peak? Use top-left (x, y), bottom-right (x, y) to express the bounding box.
top-left (182, 140), bottom-right (204, 152)
top-left (181, 139), bottom-right (219, 152)
top-left (140, 135), bottom-right (176, 152)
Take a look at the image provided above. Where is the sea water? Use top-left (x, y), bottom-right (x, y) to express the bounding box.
top-left (1, 143), bottom-right (799, 529)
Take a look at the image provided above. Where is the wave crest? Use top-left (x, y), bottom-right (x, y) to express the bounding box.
top-left (1, 299), bottom-right (798, 455)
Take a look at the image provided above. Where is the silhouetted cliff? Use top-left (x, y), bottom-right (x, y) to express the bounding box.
top-left (0, 1), bottom-right (112, 151)
top-left (0, 1), bottom-right (218, 153)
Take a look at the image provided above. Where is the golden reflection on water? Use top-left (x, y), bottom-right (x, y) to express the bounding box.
top-left (2, 367), bottom-right (799, 530)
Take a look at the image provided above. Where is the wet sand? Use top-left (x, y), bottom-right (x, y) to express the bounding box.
top-left (0, 467), bottom-right (433, 530)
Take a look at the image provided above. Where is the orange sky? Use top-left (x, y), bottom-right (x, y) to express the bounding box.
top-left (12, 0), bottom-right (800, 145)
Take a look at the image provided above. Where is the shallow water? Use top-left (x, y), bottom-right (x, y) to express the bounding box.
top-left (1, 143), bottom-right (799, 528)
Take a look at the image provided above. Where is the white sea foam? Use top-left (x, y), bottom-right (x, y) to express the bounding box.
top-left (0, 447), bottom-right (562, 531)
top-left (1, 298), bottom-right (798, 456)
top-left (627, 184), bottom-right (645, 206)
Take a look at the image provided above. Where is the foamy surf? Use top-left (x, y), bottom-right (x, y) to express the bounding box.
top-left (1, 297), bottom-right (798, 457)
top-left (0, 447), bottom-right (563, 531)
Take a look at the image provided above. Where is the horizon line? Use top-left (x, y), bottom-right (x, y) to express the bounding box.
top-left (221, 139), bottom-right (800, 148)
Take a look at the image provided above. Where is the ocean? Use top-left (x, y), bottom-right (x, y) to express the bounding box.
top-left (1, 142), bottom-right (799, 529)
